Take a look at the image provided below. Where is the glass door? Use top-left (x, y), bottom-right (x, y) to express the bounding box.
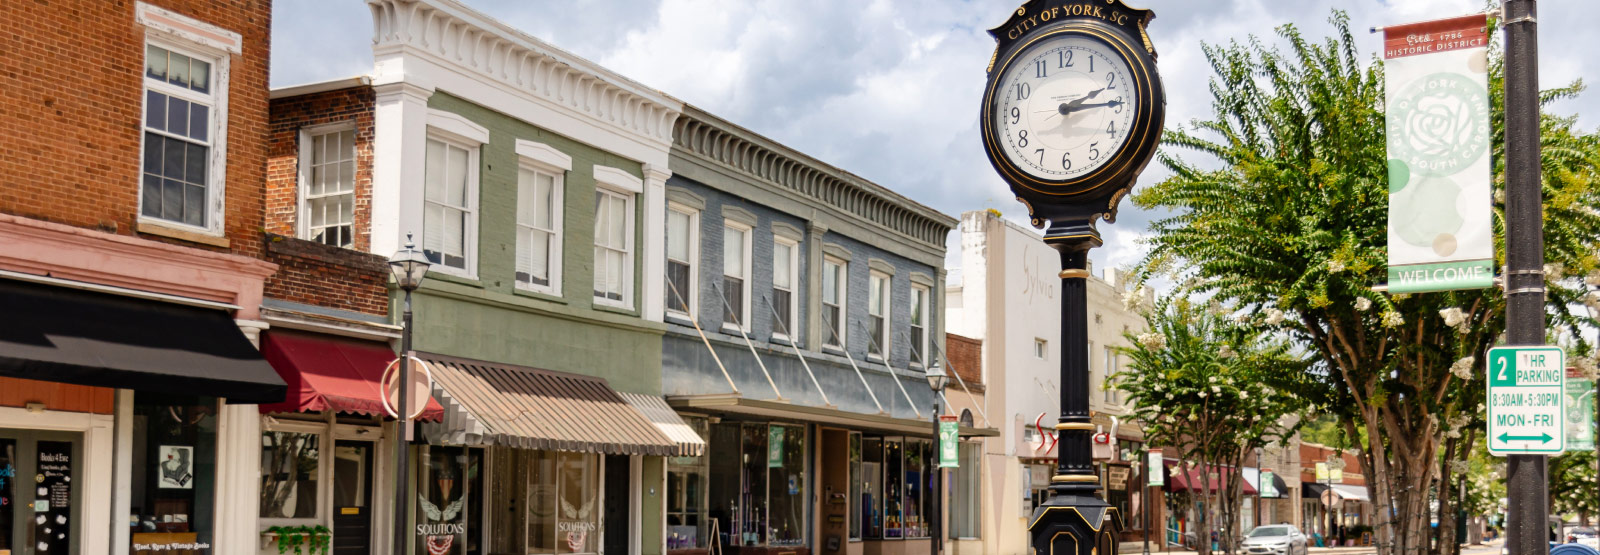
top-left (0, 428), bottom-right (83, 555)
top-left (331, 441), bottom-right (373, 555)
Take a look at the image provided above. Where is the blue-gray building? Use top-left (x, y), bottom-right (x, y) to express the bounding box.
top-left (658, 106), bottom-right (990, 555)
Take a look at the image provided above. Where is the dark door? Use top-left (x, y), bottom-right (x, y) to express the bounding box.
top-left (602, 455), bottom-right (630, 554)
top-left (0, 428), bottom-right (82, 555)
top-left (331, 441), bottom-right (374, 555)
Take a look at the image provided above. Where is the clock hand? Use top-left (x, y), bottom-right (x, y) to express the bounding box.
top-left (1072, 99), bottom-right (1125, 111)
top-left (1036, 88), bottom-right (1111, 122)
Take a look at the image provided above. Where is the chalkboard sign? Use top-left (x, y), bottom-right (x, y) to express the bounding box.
top-left (36, 440), bottom-right (72, 555)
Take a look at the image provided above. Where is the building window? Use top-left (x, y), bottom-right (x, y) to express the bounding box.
top-left (772, 237), bottom-right (799, 339)
top-left (883, 438), bottom-right (904, 538)
top-left (665, 206), bottom-right (698, 316)
top-left (300, 126), bottom-right (356, 248)
top-left (259, 431), bottom-right (321, 520)
top-left (516, 164), bottom-right (563, 293)
top-left (415, 445), bottom-right (484, 555)
top-left (1104, 346), bottom-right (1118, 404)
top-left (910, 285), bottom-right (929, 366)
top-left (140, 42), bottom-right (222, 231)
top-left (593, 188), bottom-right (634, 306)
top-left (423, 136), bottom-right (478, 274)
top-left (767, 425), bottom-right (806, 546)
top-left (1035, 338), bottom-right (1048, 360)
top-left (823, 258), bottom-right (847, 349)
top-left (950, 442), bottom-right (982, 538)
top-left (722, 223), bottom-right (752, 330)
top-left (667, 417), bottom-right (710, 550)
top-left (868, 272), bottom-right (890, 359)
top-left (130, 394), bottom-right (218, 552)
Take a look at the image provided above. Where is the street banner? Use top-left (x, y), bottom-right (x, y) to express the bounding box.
top-left (768, 426), bottom-right (784, 468)
top-left (1566, 367), bottom-right (1595, 451)
top-left (1147, 450), bottom-right (1163, 487)
top-left (1260, 471), bottom-right (1278, 498)
top-left (1314, 462), bottom-right (1328, 481)
top-left (1382, 14), bottom-right (1494, 293)
top-left (939, 415), bottom-right (960, 468)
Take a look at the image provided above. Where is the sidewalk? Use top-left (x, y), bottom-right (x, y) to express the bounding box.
top-left (1117, 541), bottom-right (1501, 555)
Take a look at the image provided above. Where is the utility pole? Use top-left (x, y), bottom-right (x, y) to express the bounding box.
top-left (1502, 2), bottom-right (1548, 555)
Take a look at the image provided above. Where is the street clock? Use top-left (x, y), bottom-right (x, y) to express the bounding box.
top-left (980, 0), bottom-right (1166, 240)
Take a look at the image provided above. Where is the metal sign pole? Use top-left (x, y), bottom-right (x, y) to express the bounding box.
top-left (1503, 2), bottom-right (1548, 555)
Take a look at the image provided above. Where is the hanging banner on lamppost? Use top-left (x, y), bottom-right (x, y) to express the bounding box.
top-left (1382, 14), bottom-right (1494, 293)
top-left (1566, 367), bottom-right (1595, 451)
top-left (1147, 450), bottom-right (1164, 487)
top-left (939, 415), bottom-right (960, 468)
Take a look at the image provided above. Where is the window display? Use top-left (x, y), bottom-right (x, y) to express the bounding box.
top-left (902, 439), bottom-right (928, 538)
top-left (703, 421), bottom-right (811, 550)
top-left (883, 439), bottom-right (903, 538)
top-left (666, 417), bottom-right (710, 550)
top-left (415, 446), bottom-right (483, 555)
top-left (129, 394), bottom-right (217, 553)
top-left (737, 424), bottom-right (767, 546)
top-left (259, 431), bottom-right (320, 519)
top-left (848, 432), bottom-right (861, 541)
top-left (766, 425), bottom-right (804, 546)
top-left (860, 437), bottom-right (883, 539)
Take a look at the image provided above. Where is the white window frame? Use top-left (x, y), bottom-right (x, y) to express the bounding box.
top-left (1034, 338), bottom-right (1048, 360)
top-left (1104, 345), bottom-right (1118, 405)
top-left (297, 121), bottom-right (358, 247)
top-left (823, 257), bottom-right (847, 350)
top-left (258, 420), bottom-right (326, 527)
top-left (909, 284), bottom-right (930, 367)
top-left (771, 236), bottom-right (800, 341)
top-left (720, 221), bottom-right (754, 333)
top-left (592, 166), bottom-right (641, 310)
top-left (136, 36), bottom-right (230, 236)
top-left (513, 144), bottom-right (568, 296)
top-left (868, 271), bottom-right (890, 361)
top-left (421, 132), bottom-right (481, 279)
top-left (665, 203), bottom-right (700, 319)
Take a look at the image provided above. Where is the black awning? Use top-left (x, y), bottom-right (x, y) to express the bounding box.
top-left (1262, 473), bottom-right (1293, 498)
top-left (1303, 482), bottom-right (1330, 498)
top-left (0, 278), bottom-right (286, 404)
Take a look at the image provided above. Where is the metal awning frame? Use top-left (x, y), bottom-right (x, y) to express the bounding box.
top-left (667, 393), bottom-right (1000, 438)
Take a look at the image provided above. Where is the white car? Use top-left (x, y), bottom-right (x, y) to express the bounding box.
top-left (1242, 525), bottom-right (1310, 555)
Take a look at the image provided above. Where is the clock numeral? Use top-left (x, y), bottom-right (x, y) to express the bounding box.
top-left (1089, 142), bottom-right (1101, 161)
top-left (1058, 50), bottom-right (1074, 68)
top-left (1018, 130), bottom-right (1029, 148)
top-left (1061, 152), bottom-right (1072, 171)
top-left (1010, 106), bottom-right (1020, 125)
top-left (1113, 97), bottom-right (1124, 114)
top-left (1107, 121), bottom-right (1116, 135)
top-left (1035, 148), bottom-right (1045, 165)
top-left (1088, 56), bottom-right (1095, 73)
top-left (1105, 72), bottom-right (1116, 90)
top-left (1016, 82), bottom-right (1031, 100)
top-left (1035, 59), bottom-right (1047, 79)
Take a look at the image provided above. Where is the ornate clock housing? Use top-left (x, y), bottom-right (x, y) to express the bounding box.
top-left (980, 0), bottom-right (1165, 241)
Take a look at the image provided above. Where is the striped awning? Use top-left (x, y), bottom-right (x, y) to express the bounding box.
top-left (619, 392), bottom-right (706, 457)
top-left (417, 352), bottom-right (678, 456)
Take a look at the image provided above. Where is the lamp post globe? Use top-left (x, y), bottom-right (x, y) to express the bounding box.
top-left (926, 361), bottom-right (950, 393)
top-left (388, 233), bottom-right (432, 291)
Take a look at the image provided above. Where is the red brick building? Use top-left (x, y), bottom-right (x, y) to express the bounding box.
top-left (0, 2), bottom-right (285, 555)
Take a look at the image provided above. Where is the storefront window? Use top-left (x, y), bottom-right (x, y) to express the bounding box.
top-left (484, 449), bottom-right (600, 555)
top-left (738, 424), bottom-right (767, 546)
top-left (883, 439), bottom-right (903, 538)
top-left (259, 431), bottom-right (320, 519)
top-left (767, 425), bottom-right (805, 546)
top-left (848, 432), bottom-right (862, 540)
top-left (903, 439), bottom-right (927, 538)
top-left (667, 417), bottom-right (710, 550)
top-left (416, 445), bottom-right (483, 555)
top-left (130, 394), bottom-right (218, 552)
top-left (861, 437), bottom-right (883, 539)
top-left (556, 452), bottom-right (600, 554)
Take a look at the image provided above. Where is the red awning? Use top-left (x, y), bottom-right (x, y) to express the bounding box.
top-left (259, 331), bottom-right (443, 421)
top-left (1165, 460), bottom-right (1257, 495)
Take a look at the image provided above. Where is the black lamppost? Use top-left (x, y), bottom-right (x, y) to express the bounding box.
top-left (925, 361), bottom-right (949, 555)
top-left (389, 233), bottom-right (431, 555)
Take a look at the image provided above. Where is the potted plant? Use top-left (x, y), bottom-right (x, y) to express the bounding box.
top-left (264, 525), bottom-right (332, 555)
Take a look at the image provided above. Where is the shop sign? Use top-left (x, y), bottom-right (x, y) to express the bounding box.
top-left (767, 426), bottom-right (784, 468)
top-left (1260, 471), bottom-right (1278, 497)
top-left (1108, 466), bottom-right (1129, 491)
top-left (938, 415), bottom-right (959, 468)
top-left (1146, 450), bottom-right (1163, 487)
top-left (36, 441), bottom-right (72, 555)
top-left (1314, 462), bottom-right (1342, 482)
top-left (417, 476), bottom-right (468, 555)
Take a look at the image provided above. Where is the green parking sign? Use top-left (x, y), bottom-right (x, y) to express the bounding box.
top-left (1486, 346), bottom-right (1566, 456)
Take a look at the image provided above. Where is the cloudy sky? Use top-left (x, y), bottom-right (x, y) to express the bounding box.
top-left (272, 0), bottom-right (1599, 277)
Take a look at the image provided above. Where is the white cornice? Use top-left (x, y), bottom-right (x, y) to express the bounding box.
top-left (367, 0), bottom-right (682, 153)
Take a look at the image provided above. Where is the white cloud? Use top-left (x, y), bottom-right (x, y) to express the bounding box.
top-left (272, 0), bottom-right (1600, 290)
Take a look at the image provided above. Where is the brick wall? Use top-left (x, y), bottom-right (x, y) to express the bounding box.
top-left (266, 87), bottom-right (376, 251)
top-left (263, 233), bottom-right (390, 316)
top-left (946, 332), bottom-right (984, 388)
top-left (0, 0), bottom-right (272, 259)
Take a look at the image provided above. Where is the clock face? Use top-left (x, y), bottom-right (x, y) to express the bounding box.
top-left (993, 34), bottom-right (1139, 182)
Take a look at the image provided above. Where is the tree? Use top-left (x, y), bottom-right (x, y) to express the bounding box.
top-left (1116, 297), bottom-right (1312, 555)
top-left (1132, 12), bottom-right (1600, 555)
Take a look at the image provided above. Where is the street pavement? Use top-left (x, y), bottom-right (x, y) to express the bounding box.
top-left (1117, 539), bottom-right (1505, 555)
